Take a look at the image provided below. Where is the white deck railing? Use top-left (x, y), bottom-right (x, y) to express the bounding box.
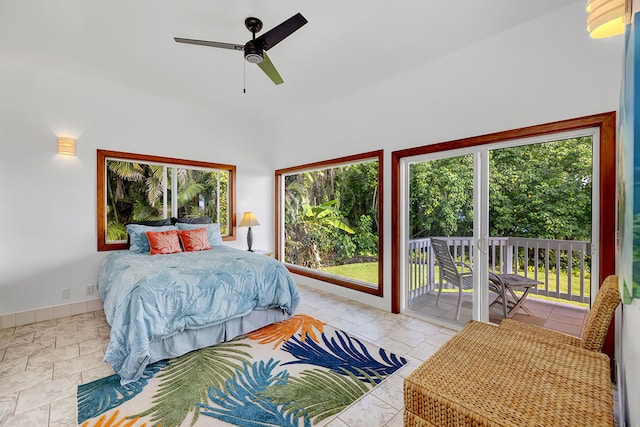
top-left (408, 237), bottom-right (591, 304)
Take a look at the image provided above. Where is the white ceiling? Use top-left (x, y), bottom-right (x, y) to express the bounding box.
top-left (0, 0), bottom-right (581, 116)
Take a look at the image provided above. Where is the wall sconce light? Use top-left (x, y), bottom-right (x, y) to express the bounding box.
top-left (57, 137), bottom-right (76, 156)
top-left (238, 211), bottom-right (261, 252)
top-left (586, 0), bottom-right (625, 39)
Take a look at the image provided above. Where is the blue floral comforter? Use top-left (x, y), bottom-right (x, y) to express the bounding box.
top-left (97, 246), bottom-right (299, 384)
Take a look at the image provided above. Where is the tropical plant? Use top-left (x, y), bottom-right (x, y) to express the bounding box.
top-left (285, 200), bottom-right (355, 269)
top-left (105, 160), bottom-right (230, 240)
top-left (283, 159), bottom-right (380, 272)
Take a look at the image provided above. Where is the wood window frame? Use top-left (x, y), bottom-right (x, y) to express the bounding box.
top-left (97, 149), bottom-right (237, 251)
top-left (275, 150), bottom-right (384, 296)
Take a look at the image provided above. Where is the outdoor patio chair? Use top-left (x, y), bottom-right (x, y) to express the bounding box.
top-left (500, 275), bottom-right (621, 352)
top-left (431, 238), bottom-right (507, 321)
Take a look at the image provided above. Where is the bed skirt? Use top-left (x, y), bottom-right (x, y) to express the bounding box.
top-left (147, 308), bottom-right (290, 364)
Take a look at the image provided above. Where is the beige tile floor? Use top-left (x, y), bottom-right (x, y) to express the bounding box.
top-left (408, 291), bottom-right (589, 338)
top-left (0, 284), bottom-right (614, 426)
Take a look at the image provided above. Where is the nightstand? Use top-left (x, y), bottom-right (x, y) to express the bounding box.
top-left (252, 249), bottom-right (274, 257)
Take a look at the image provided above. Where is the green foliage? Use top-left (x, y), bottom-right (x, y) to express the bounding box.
top-left (284, 161), bottom-right (380, 270)
top-left (488, 138), bottom-right (592, 240)
top-left (106, 160), bottom-right (230, 240)
top-left (409, 156), bottom-right (474, 239)
top-left (409, 137), bottom-right (593, 242)
top-left (353, 215), bottom-right (378, 256)
top-left (335, 234), bottom-right (357, 260)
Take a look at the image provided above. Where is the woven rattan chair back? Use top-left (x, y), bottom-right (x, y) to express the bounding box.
top-left (580, 275), bottom-right (621, 352)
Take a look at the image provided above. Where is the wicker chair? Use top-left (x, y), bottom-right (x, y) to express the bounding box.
top-left (431, 238), bottom-right (507, 320)
top-left (500, 275), bottom-right (621, 352)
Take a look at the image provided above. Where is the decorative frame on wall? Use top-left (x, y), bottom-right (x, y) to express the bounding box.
top-left (619, 2), bottom-right (640, 304)
top-left (97, 149), bottom-right (236, 251)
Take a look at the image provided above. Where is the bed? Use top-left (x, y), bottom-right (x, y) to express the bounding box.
top-left (97, 245), bottom-right (299, 384)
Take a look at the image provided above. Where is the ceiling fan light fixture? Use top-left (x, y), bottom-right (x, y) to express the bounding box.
top-left (245, 53), bottom-right (263, 64)
top-left (244, 42), bottom-right (264, 64)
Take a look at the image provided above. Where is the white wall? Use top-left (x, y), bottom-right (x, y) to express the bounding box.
top-left (0, 56), bottom-right (276, 315)
top-left (275, 3), bottom-right (624, 311)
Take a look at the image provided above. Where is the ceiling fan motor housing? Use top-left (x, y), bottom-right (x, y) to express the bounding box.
top-left (244, 41), bottom-right (264, 64)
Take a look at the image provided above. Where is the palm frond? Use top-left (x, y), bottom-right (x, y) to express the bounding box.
top-left (131, 200), bottom-right (160, 222)
top-left (131, 340), bottom-right (253, 427)
top-left (281, 330), bottom-right (407, 382)
top-left (77, 361), bottom-right (168, 424)
top-left (247, 315), bottom-right (326, 349)
top-left (262, 367), bottom-right (377, 423)
top-left (144, 165), bottom-right (165, 207)
top-left (106, 223), bottom-right (127, 241)
top-left (178, 182), bottom-right (206, 205)
top-left (79, 409), bottom-right (145, 427)
top-left (107, 161), bottom-right (145, 182)
top-left (197, 359), bottom-right (310, 427)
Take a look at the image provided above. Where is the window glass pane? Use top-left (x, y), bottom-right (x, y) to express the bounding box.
top-left (173, 168), bottom-right (230, 235)
top-left (283, 159), bottom-right (379, 287)
top-left (106, 160), bottom-right (168, 243)
top-left (99, 150), bottom-right (236, 250)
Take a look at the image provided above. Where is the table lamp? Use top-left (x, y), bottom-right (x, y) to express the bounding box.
top-left (238, 211), bottom-right (260, 251)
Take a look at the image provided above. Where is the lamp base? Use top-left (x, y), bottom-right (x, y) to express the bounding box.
top-left (247, 226), bottom-right (254, 252)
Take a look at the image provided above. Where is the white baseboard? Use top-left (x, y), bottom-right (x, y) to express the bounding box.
top-left (1, 298), bottom-right (103, 329)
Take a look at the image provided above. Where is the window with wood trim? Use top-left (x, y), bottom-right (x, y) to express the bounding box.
top-left (275, 150), bottom-right (383, 296)
top-left (97, 150), bottom-right (236, 251)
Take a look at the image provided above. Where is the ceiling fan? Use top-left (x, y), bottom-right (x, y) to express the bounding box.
top-left (174, 13), bottom-right (308, 85)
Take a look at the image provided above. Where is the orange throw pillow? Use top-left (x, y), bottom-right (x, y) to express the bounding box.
top-left (177, 227), bottom-right (211, 252)
top-left (146, 230), bottom-right (183, 255)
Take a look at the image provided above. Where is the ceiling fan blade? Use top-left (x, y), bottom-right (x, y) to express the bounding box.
top-left (254, 13), bottom-right (307, 51)
top-left (257, 52), bottom-right (284, 85)
top-left (174, 38), bottom-right (244, 51)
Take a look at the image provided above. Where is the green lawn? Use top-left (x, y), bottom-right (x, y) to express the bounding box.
top-left (321, 262), bottom-right (379, 284)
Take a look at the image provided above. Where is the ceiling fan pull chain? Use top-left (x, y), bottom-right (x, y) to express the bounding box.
top-left (243, 56), bottom-right (246, 93)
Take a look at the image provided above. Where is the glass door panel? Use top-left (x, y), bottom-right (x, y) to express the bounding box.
top-left (406, 153), bottom-right (479, 326)
top-left (401, 129), bottom-right (597, 331)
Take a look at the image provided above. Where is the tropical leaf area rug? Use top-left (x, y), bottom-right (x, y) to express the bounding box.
top-left (77, 314), bottom-right (407, 427)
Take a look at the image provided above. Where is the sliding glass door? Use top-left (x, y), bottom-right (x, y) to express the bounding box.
top-left (402, 149), bottom-right (490, 326)
top-left (400, 129), bottom-right (597, 329)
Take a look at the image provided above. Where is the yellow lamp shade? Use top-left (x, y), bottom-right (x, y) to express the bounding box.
top-left (586, 0), bottom-right (625, 39)
top-left (238, 211), bottom-right (261, 227)
top-left (57, 137), bottom-right (76, 156)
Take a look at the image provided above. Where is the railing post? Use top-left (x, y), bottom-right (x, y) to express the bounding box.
top-left (428, 239), bottom-right (435, 293)
top-left (506, 238), bottom-right (514, 274)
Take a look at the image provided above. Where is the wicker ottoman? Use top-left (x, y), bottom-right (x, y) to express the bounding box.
top-left (403, 321), bottom-right (614, 426)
